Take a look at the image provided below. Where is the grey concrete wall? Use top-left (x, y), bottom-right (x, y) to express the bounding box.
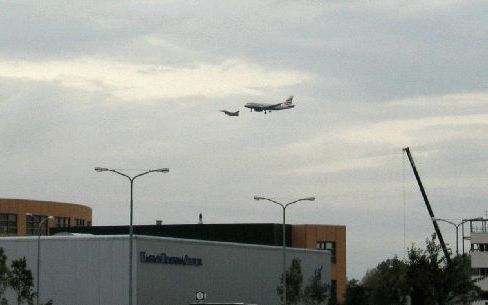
top-left (136, 236), bottom-right (330, 305)
top-left (0, 235), bottom-right (129, 305)
top-left (0, 235), bottom-right (330, 305)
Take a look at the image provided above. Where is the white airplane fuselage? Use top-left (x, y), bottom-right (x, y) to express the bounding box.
top-left (244, 103), bottom-right (295, 112)
top-left (244, 96), bottom-right (295, 113)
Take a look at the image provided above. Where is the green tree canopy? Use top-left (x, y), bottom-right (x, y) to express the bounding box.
top-left (303, 266), bottom-right (328, 305)
top-left (362, 256), bottom-right (408, 305)
top-left (277, 259), bottom-right (331, 305)
top-left (277, 258), bottom-right (304, 305)
top-left (406, 235), bottom-right (481, 305)
top-left (8, 257), bottom-right (35, 305)
top-left (345, 235), bottom-right (481, 305)
top-left (0, 248), bottom-right (9, 305)
top-left (344, 279), bottom-right (367, 305)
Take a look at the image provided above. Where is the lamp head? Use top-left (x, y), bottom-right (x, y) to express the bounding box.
top-left (155, 168), bottom-right (170, 173)
top-left (303, 197), bottom-right (315, 201)
top-left (94, 167), bottom-right (108, 172)
top-left (47, 216), bottom-right (54, 220)
top-left (25, 213), bottom-right (33, 217)
top-left (254, 196), bottom-right (264, 201)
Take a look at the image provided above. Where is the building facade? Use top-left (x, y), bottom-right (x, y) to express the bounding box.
top-left (52, 223), bottom-right (346, 303)
top-left (291, 225), bottom-right (346, 304)
top-left (0, 235), bottom-right (331, 305)
top-left (0, 198), bottom-right (92, 236)
top-left (466, 218), bottom-right (488, 304)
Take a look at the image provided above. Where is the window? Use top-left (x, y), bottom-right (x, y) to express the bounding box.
top-left (75, 218), bottom-right (86, 226)
top-left (25, 215), bottom-right (49, 236)
top-left (316, 241), bottom-right (336, 263)
top-left (472, 268), bottom-right (488, 276)
top-left (56, 217), bottom-right (70, 228)
top-left (0, 213), bottom-right (17, 235)
top-left (471, 243), bottom-right (488, 252)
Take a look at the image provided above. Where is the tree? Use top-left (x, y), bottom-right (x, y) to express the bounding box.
top-left (443, 254), bottom-right (481, 304)
top-left (0, 248), bottom-right (9, 305)
top-left (8, 257), bottom-right (35, 305)
top-left (277, 258), bottom-right (304, 305)
top-left (406, 235), bottom-right (481, 305)
top-left (303, 266), bottom-right (328, 305)
top-left (343, 279), bottom-right (368, 305)
top-left (346, 235), bottom-right (482, 305)
top-left (361, 256), bottom-right (408, 305)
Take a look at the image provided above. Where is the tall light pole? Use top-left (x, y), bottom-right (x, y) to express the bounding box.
top-left (254, 196), bottom-right (315, 305)
top-left (94, 167), bottom-right (169, 305)
top-left (433, 217), bottom-right (483, 255)
top-left (26, 213), bottom-right (54, 305)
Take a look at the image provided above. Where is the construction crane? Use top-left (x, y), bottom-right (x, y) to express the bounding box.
top-left (403, 147), bottom-right (452, 265)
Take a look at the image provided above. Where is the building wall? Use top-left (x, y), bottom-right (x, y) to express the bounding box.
top-left (0, 235), bottom-right (330, 305)
top-left (471, 232), bottom-right (488, 294)
top-left (291, 225), bottom-right (346, 304)
top-left (48, 223), bottom-right (346, 303)
top-left (136, 236), bottom-right (330, 305)
top-left (0, 236), bottom-right (128, 305)
top-left (0, 198), bottom-right (92, 236)
top-left (51, 223), bottom-right (287, 246)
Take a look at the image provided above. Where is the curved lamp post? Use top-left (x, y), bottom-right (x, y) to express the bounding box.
top-left (94, 167), bottom-right (169, 305)
top-left (26, 213), bottom-right (54, 305)
top-left (434, 217), bottom-right (483, 255)
top-left (254, 196), bottom-right (315, 305)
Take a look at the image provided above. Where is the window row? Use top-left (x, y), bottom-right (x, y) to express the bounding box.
top-left (471, 243), bottom-right (488, 252)
top-left (0, 213), bottom-right (90, 236)
top-left (472, 268), bottom-right (488, 276)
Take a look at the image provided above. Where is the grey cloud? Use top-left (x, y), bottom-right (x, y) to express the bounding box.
top-left (0, 1), bottom-right (487, 280)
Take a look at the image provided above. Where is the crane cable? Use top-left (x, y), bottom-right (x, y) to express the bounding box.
top-left (402, 151), bottom-right (407, 259)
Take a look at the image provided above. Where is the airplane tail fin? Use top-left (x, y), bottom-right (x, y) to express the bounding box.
top-left (284, 96), bottom-right (294, 105)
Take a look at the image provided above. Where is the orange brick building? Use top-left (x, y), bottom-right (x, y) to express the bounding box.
top-left (291, 225), bottom-right (346, 304)
top-left (0, 198), bottom-right (92, 236)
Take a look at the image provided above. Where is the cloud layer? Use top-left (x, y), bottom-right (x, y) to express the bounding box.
top-left (0, 1), bottom-right (487, 279)
top-left (0, 57), bottom-right (311, 99)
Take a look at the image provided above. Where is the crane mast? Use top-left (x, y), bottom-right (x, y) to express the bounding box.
top-left (403, 147), bottom-right (452, 264)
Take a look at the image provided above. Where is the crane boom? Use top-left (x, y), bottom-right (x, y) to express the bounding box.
top-left (403, 147), bottom-right (451, 264)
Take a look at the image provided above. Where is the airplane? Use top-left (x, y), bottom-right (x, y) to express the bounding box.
top-left (244, 96), bottom-right (295, 114)
top-left (220, 110), bottom-right (240, 116)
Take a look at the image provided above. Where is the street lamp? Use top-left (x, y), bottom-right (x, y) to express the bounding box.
top-left (433, 217), bottom-right (483, 255)
top-left (26, 213), bottom-right (54, 305)
top-left (254, 196), bottom-right (315, 305)
top-left (95, 167), bottom-right (169, 305)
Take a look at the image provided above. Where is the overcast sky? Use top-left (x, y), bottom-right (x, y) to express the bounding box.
top-left (0, 1), bottom-right (487, 279)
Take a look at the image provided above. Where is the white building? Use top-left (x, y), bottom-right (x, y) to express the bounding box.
top-left (466, 219), bottom-right (488, 305)
top-left (0, 235), bottom-right (331, 305)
